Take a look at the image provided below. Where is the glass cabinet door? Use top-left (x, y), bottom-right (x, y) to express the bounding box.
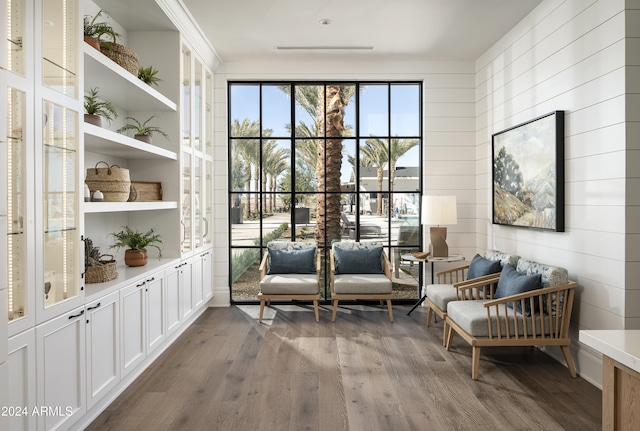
top-left (42, 100), bottom-right (78, 309)
top-left (5, 0), bottom-right (26, 75)
top-left (194, 59), bottom-right (202, 152)
top-left (182, 152), bottom-right (191, 253)
top-left (193, 156), bottom-right (201, 248)
top-left (205, 70), bottom-right (212, 158)
top-left (203, 159), bottom-right (212, 246)
top-left (42, 0), bottom-right (77, 97)
top-left (6, 87), bottom-right (26, 321)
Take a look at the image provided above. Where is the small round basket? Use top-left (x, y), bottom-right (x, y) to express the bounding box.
top-left (85, 254), bottom-right (118, 284)
top-left (85, 161), bottom-right (131, 202)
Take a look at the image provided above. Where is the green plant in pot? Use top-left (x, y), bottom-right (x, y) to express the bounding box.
top-left (84, 87), bottom-right (117, 127)
top-left (110, 226), bottom-right (163, 267)
top-left (116, 115), bottom-right (169, 144)
top-left (83, 9), bottom-right (120, 50)
top-left (138, 65), bottom-right (162, 87)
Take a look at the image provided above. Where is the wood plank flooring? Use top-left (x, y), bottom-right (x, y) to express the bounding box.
top-left (87, 303), bottom-right (602, 431)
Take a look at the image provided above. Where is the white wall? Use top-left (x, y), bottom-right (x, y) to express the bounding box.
top-left (476, 0), bottom-right (637, 387)
top-left (211, 58), bottom-right (478, 305)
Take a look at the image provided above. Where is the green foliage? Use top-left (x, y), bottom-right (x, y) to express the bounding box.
top-left (493, 146), bottom-right (523, 195)
top-left (116, 115), bottom-right (169, 139)
top-left (84, 88), bottom-right (118, 124)
top-left (110, 226), bottom-right (163, 258)
top-left (231, 222), bottom-right (289, 282)
top-left (138, 65), bottom-right (162, 87)
top-left (83, 9), bottom-right (120, 42)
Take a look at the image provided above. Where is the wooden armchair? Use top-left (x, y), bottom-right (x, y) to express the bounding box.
top-left (329, 241), bottom-right (393, 322)
top-left (425, 250), bottom-right (519, 345)
top-left (258, 241), bottom-right (321, 323)
top-left (444, 258), bottom-right (577, 380)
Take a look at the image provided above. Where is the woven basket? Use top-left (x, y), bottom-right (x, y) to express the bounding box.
top-left (100, 40), bottom-right (139, 75)
top-left (85, 255), bottom-right (118, 284)
top-left (85, 161), bottom-right (131, 202)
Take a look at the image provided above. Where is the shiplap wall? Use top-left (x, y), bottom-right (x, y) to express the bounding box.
top-left (476, 0), bottom-right (636, 387)
top-left (210, 59), bottom-right (478, 305)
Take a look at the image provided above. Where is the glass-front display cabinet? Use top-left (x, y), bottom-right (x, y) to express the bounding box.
top-left (5, 0), bottom-right (26, 75)
top-left (41, 100), bottom-right (79, 314)
top-left (42, 0), bottom-right (78, 97)
top-left (181, 44), bottom-right (213, 253)
top-left (6, 87), bottom-right (26, 322)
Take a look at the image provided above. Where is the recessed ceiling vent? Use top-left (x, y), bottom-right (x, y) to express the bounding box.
top-left (275, 46), bottom-right (374, 51)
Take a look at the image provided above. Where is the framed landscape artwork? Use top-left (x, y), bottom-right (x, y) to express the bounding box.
top-left (492, 111), bottom-right (565, 232)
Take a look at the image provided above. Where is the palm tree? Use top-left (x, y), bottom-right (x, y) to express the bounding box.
top-left (262, 141), bottom-right (289, 213)
top-left (284, 85), bottom-right (354, 247)
top-left (231, 119), bottom-right (260, 218)
top-left (361, 139), bottom-right (388, 215)
top-left (363, 137), bottom-right (419, 215)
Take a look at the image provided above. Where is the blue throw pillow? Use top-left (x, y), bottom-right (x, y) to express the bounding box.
top-left (494, 264), bottom-right (542, 316)
top-left (334, 246), bottom-right (383, 274)
top-left (467, 254), bottom-right (502, 279)
top-left (268, 247), bottom-right (316, 274)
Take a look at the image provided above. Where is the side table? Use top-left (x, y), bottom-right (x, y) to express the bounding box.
top-left (403, 254), bottom-right (465, 315)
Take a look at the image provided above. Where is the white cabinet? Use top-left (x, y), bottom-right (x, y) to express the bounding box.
top-left (85, 291), bottom-right (120, 410)
top-left (8, 328), bottom-right (37, 431)
top-left (120, 278), bottom-right (146, 378)
top-left (145, 271), bottom-right (165, 354)
top-left (36, 305), bottom-right (86, 431)
top-left (194, 249), bottom-right (213, 307)
top-left (165, 258), bottom-right (193, 336)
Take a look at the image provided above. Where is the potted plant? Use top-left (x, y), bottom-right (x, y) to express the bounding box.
top-left (83, 10), bottom-right (120, 50)
top-left (84, 87), bottom-right (118, 127)
top-left (116, 115), bottom-right (169, 144)
top-left (110, 226), bottom-right (163, 267)
top-left (138, 65), bottom-right (162, 87)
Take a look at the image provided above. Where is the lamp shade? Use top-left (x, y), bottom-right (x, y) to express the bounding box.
top-left (422, 195), bottom-right (457, 226)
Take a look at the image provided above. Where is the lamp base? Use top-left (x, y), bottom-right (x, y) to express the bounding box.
top-left (429, 226), bottom-right (448, 258)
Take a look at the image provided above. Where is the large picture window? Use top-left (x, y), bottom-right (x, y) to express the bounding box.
top-left (228, 82), bottom-right (423, 301)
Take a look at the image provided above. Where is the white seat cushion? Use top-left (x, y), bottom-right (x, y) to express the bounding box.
top-left (334, 274), bottom-right (392, 294)
top-left (447, 300), bottom-right (556, 338)
top-left (425, 284), bottom-right (456, 311)
top-left (260, 274), bottom-right (318, 295)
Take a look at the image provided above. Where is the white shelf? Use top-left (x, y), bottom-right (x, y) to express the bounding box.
top-left (84, 123), bottom-right (177, 160)
top-left (83, 45), bottom-right (177, 112)
top-left (83, 201), bottom-right (178, 213)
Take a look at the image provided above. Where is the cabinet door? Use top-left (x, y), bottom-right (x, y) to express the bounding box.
top-left (145, 271), bottom-right (165, 354)
top-left (36, 305), bottom-right (86, 431)
top-left (120, 279), bottom-right (146, 378)
top-left (193, 253), bottom-right (204, 309)
top-left (86, 291), bottom-right (120, 409)
top-left (181, 258), bottom-right (193, 319)
top-left (165, 263), bottom-right (182, 337)
top-left (8, 328), bottom-right (36, 431)
top-left (203, 250), bottom-right (213, 301)
top-left (38, 100), bottom-right (82, 323)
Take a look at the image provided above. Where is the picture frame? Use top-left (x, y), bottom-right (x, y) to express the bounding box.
top-left (492, 111), bottom-right (565, 232)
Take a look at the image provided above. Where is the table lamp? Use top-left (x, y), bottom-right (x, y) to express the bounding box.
top-left (422, 195), bottom-right (457, 258)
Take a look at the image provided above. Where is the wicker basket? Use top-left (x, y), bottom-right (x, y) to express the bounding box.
top-left (100, 40), bottom-right (139, 75)
top-left (85, 255), bottom-right (118, 284)
top-left (85, 161), bottom-right (131, 202)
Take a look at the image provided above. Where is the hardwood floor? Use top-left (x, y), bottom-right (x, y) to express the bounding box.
top-left (87, 303), bottom-right (602, 431)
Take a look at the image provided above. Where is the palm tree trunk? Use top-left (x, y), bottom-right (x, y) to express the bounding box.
top-left (244, 179), bottom-right (251, 219)
top-left (315, 85), bottom-right (345, 248)
top-left (252, 164), bottom-right (259, 215)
